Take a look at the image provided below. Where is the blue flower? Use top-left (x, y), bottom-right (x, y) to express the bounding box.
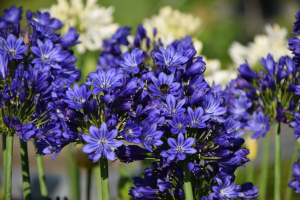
top-left (168, 114), bottom-right (188, 134)
top-left (288, 161), bottom-right (300, 194)
top-left (238, 61), bottom-right (259, 81)
top-left (34, 11), bottom-right (63, 31)
top-left (118, 48), bottom-right (143, 74)
top-left (148, 72), bottom-right (180, 99)
top-left (244, 112), bottom-right (270, 139)
top-left (211, 177), bottom-right (238, 199)
top-left (31, 39), bottom-right (65, 69)
top-left (140, 123), bottom-right (163, 152)
top-left (291, 113), bottom-right (300, 139)
top-left (85, 68), bottom-right (123, 93)
top-left (82, 123), bottom-right (123, 162)
top-left (154, 45), bottom-right (188, 73)
top-left (161, 94), bottom-right (185, 117)
top-left (229, 96), bottom-right (252, 120)
top-left (261, 53), bottom-right (275, 75)
top-left (57, 27), bottom-right (80, 48)
top-left (167, 133), bottom-right (196, 162)
top-left (186, 107), bottom-right (210, 128)
top-left (129, 187), bottom-right (158, 198)
top-left (64, 84), bottom-right (92, 109)
top-left (120, 119), bottom-right (141, 144)
top-left (186, 74), bottom-right (208, 94)
top-left (292, 11), bottom-right (300, 35)
top-left (0, 34), bottom-right (26, 60)
top-left (203, 94), bottom-right (227, 122)
top-left (2, 5), bottom-right (22, 24)
top-left (0, 53), bottom-right (9, 80)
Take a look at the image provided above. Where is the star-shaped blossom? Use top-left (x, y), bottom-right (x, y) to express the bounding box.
top-left (168, 114), bottom-right (188, 134)
top-left (161, 94), bottom-right (185, 117)
top-left (244, 112), bottom-right (270, 139)
top-left (202, 94), bottom-right (227, 122)
top-left (140, 123), bottom-right (163, 152)
top-left (86, 68), bottom-right (123, 93)
top-left (2, 5), bottom-right (22, 24)
top-left (120, 119), bottom-right (142, 144)
top-left (229, 96), bottom-right (252, 120)
top-left (82, 123), bottom-right (123, 162)
top-left (31, 39), bottom-right (65, 69)
top-left (64, 84), bottom-right (92, 109)
top-left (167, 133), bottom-right (196, 162)
top-left (118, 48), bottom-right (143, 74)
top-left (0, 34), bottom-right (26, 60)
top-left (148, 72), bottom-right (180, 99)
top-left (186, 107), bottom-right (210, 128)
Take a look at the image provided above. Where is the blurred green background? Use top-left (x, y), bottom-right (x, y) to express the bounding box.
top-left (1, 0), bottom-right (300, 199)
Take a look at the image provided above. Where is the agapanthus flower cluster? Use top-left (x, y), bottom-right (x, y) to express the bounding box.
top-left (288, 150), bottom-right (300, 195)
top-left (35, 20), bottom-right (259, 199)
top-left (0, 5), bottom-right (80, 157)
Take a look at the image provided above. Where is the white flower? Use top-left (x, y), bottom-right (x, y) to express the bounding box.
top-left (48, 0), bottom-right (119, 53)
top-left (142, 5), bottom-right (201, 46)
top-left (229, 24), bottom-right (293, 67)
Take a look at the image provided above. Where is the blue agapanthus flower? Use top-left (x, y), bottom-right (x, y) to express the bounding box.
top-left (0, 53), bottom-right (9, 80)
top-left (229, 96), bottom-right (252, 120)
top-left (31, 39), bottom-right (65, 69)
top-left (140, 123), bottom-right (163, 152)
top-left (120, 118), bottom-right (142, 144)
top-left (148, 72), bottom-right (180, 99)
top-left (86, 68), bottom-right (123, 93)
top-left (203, 94), bottom-right (227, 122)
top-left (186, 107), bottom-right (210, 128)
top-left (167, 133), bottom-right (196, 162)
top-left (154, 45), bottom-right (188, 73)
top-left (2, 5), bottom-right (22, 24)
top-left (0, 34), bottom-right (27, 60)
top-left (244, 112), bottom-right (270, 139)
top-left (118, 48), bottom-right (143, 74)
top-left (64, 84), bottom-right (92, 109)
top-left (161, 94), bottom-right (185, 117)
top-left (168, 114), bottom-right (188, 134)
top-left (82, 123), bottom-right (123, 162)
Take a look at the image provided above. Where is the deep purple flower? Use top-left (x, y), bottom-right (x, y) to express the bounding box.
top-left (202, 94), bottom-right (227, 122)
top-left (129, 187), bottom-right (158, 198)
top-left (20, 123), bottom-right (37, 141)
top-left (57, 27), bottom-right (80, 48)
top-left (261, 53), bottom-right (275, 75)
top-left (140, 123), bottom-right (163, 152)
top-left (82, 123), bottom-right (123, 162)
top-left (0, 34), bottom-right (26, 60)
top-left (120, 119), bottom-right (141, 144)
top-left (85, 68), bottom-right (123, 93)
top-left (292, 10), bottom-right (300, 35)
top-left (167, 133), bottom-right (196, 162)
top-left (0, 53), bottom-right (9, 80)
top-left (229, 96), bottom-right (252, 120)
top-left (183, 57), bottom-right (206, 77)
top-left (168, 114), bottom-right (188, 134)
top-left (238, 61), bottom-right (259, 80)
top-left (161, 94), bottom-right (185, 117)
top-left (244, 112), bottom-right (270, 139)
top-left (2, 5), bottom-right (22, 24)
top-left (211, 177), bottom-right (238, 199)
top-left (288, 161), bottom-right (300, 194)
top-left (186, 75), bottom-right (208, 94)
top-left (34, 11), bottom-right (63, 31)
top-left (154, 45), bottom-right (188, 73)
top-left (186, 107), bottom-right (210, 128)
top-left (117, 145), bottom-right (149, 163)
top-left (148, 72), bottom-right (180, 99)
top-left (291, 113), bottom-right (300, 139)
top-left (31, 39), bottom-right (65, 69)
top-left (118, 48), bottom-right (143, 74)
top-left (64, 84), bottom-right (92, 109)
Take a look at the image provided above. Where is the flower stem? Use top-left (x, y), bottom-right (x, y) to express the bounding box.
top-left (2, 133), bottom-right (6, 196)
top-left (86, 169), bottom-right (92, 200)
top-left (183, 158), bottom-right (193, 200)
top-left (36, 153), bottom-right (48, 199)
top-left (100, 157), bottom-right (109, 200)
top-left (246, 160), bottom-right (254, 183)
top-left (4, 134), bottom-right (13, 200)
top-left (20, 139), bottom-right (32, 200)
top-left (259, 130), bottom-right (270, 200)
top-left (285, 140), bottom-right (300, 200)
top-left (274, 121), bottom-right (281, 200)
top-left (93, 165), bottom-right (102, 200)
top-left (67, 149), bottom-right (80, 200)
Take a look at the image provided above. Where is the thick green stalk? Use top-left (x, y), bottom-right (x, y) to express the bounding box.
top-left (36, 154), bottom-right (48, 199)
top-left (274, 122), bottom-right (281, 200)
top-left (20, 140), bottom-right (32, 200)
top-left (259, 130), bottom-right (271, 200)
top-left (4, 134), bottom-right (13, 200)
top-left (66, 150), bottom-right (80, 200)
top-left (93, 165), bottom-right (102, 200)
top-left (183, 158), bottom-right (193, 200)
top-left (246, 160), bottom-right (254, 183)
top-left (86, 169), bottom-right (92, 200)
top-left (100, 157), bottom-right (109, 200)
top-left (2, 133), bottom-right (6, 196)
top-left (285, 140), bottom-right (300, 200)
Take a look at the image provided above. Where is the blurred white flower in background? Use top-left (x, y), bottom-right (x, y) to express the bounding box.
top-left (48, 0), bottom-right (119, 53)
top-left (229, 24), bottom-right (293, 67)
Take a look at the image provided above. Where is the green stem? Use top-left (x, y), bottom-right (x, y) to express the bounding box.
top-left (183, 158), bottom-right (193, 200)
top-left (2, 133), bottom-right (6, 197)
top-left (259, 130), bottom-right (271, 200)
top-left (100, 157), bottom-right (109, 200)
top-left (20, 140), bottom-right (32, 200)
top-left (246, 160), bottom-right (254, 183)
top-left (274, 122), bottom-right (281, 200)
top-left (67, 149), bottom-right (80, 200)
top-left (86, 169), bottom-right (92, 200)
top-left (36, 153), bottom-right (48, 199)
top-left (4, 134), bottom-right (13, 200)
top-left (93, 165), bottom-right (102, 200)
top-left (285, 140), bottom-right (300, 200)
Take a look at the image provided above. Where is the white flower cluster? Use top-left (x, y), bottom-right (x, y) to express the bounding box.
top-left (229, 24), bottom-right (293, 67)
top-left (48, 0), bottom-right (119, 53)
